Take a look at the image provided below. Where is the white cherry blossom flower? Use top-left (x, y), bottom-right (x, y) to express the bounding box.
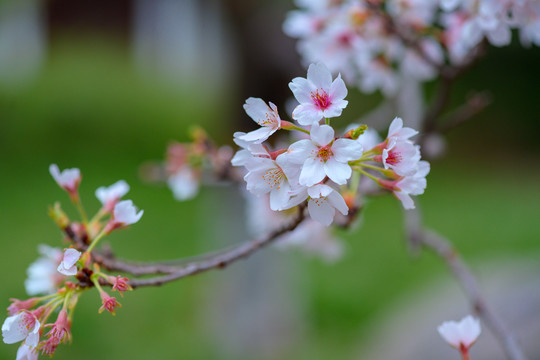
top-left (57, 248), bottom-right (81, 276)
top-left (237, 98), bottom-right (282, 143)
top-left (95, 180), bottom-right (130, 210)
top-left (243, 155), bottom-right (301, 211)
top-left (49, 164), bottom-right (81, 194)
top-left (112, 200), bottom-right (144, 226)
top-left (284, 122), bottom-right (363, 186)
top-left (16, 343), bottom-right (38, 360)
top-left (25, 245), bottom-right (63, 296)
top-left (2, 312), bottom-right (40, 347)
top-left (289, 63), bottom-right (348, 125)
top-left (393, 160), bottom-right (430, 210)
top-left (167, 166), bottom-right (199, 201)
top-left (437, 315), bottom-right (481, 350)
top-left (307, 184), bottom-right (348, 226)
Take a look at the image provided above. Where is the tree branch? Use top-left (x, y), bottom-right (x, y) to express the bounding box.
top-left (404, 208), bottom-right (527, 360)
top-left (128, 206), bottom-right (306, 288)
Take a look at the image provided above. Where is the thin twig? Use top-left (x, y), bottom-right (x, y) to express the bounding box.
top-left (129, 206), bottom-right (306, 288)
top-left (405, 208), bottom-right (527, 360)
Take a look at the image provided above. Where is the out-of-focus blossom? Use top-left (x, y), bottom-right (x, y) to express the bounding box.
top-left (438, 315), bottom-right (481, 351)
top-left (49, 164), bottom-right (81, 195)
top-left (25, 245), bottom-right (63, 296)
top-left (95, 180), bottom-right (130, 212)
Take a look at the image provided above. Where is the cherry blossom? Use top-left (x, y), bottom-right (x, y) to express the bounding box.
top-left (25, 245), bottom-right (63, 296)
top-left (236, 98), bottom-right (281, 143)
top-left (438, 315), bottom-right (481, 351)
top-left (283, 122), bottom-right (363, 186)
top-left (243, 155), bottom-right (301, 211)
top-left (2, 312), bottom-right (40, 347)
top-left (57, 248), bottom-right (81, 276)
top-left (386, 117), bottom-right (418, 142)
top-left (289, 63), bottom-right (348, 125)
top-left (381, 138), bottom-right (421, 176)
top-left (306, 184), bottom-right (348, 226)
top-left (167, 166), bottom-right (199, 201)
top-left (49, 164), bottom-right (81, 195)
top-left (112, 200), bottom-right (144, 227)
top-left (95, 180), bottom-right (130, 211)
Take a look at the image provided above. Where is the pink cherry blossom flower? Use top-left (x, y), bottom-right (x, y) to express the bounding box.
top-left (283, 122), bottom-right (363, 186)
top-left (49, 164), bottom-right (81, 196)
top-left (438, 315), bottom-right (481, 356)
top-left (16, 343), bottom-right (38, 360)
top-left (95, 180), bottom-right (130, 212)
top-left (307, 184), bottom-right (348, 226)
top-left (56, 248), bottom-right (81, 276)
top-left (2, 311), bottom-right (40, 347)
top-left (289, 63), bottom-right (348, 125)
top-left (236, 98), bottom-right (282, 143)
top-left (380, 138), bottom-right (421, 176)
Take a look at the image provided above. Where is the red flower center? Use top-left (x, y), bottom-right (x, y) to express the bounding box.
top-left (311, 89), bottom-right (331, 110)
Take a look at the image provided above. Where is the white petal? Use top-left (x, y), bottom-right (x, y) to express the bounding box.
top-left (17, 343), bottom-right (38, 360)
top-left (307, 63), bottom-right (332, 90)
top-left (293, 103), bottom-right (324, 125)
top-left (307, 184), bottom-right (333, 198)
top-left (329, 73), bottom-right (347, 102)
top-left (25, 321), bottom-right (40, 348)
top-left (2, 314), bottom-right (27, 344)
top-left (289, 77), bottom-right (313, 104)
top-left (388, 117), bottom-right (403, 137)
top-left (308, 198), bottom-right (334, 226)
top-left (299, 158), bottom-right (326, 186)
top-left (327, 191), bottom-right (348, 216)
top-left (285, 139), bottom-right (317, 164)
top-left (238, 127), bottom-right (275, 143)
top-left (62, 249), bottom-right (81, 268)
top-left (324, 158), bottom-right (351, 185)
top-left (394, 191), bottom-right (415, 210)
top-left (310, 123), bottom-right (334, 146)
top-left (57, 263), bottom-right (77, 276)
top-left (332, 139), bottom-right (363, 162)
top-left (269, 183), bottom-right (291, 211)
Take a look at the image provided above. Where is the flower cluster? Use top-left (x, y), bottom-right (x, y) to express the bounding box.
top-left (233, 63), bottom-right (429, 226)
top-left (3, 166), bottom-right (143, 357)
top-left (284, 0), bottom-right (540, 95)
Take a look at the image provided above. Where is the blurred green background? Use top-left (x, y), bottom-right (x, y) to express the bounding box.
top-left (1, 1), bottom-right (540, 359)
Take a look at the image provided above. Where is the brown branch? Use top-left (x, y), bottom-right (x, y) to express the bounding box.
top-left (404, 208), bottom-right (527, 360)
top-left (128, 205), bottom-right (307, 288)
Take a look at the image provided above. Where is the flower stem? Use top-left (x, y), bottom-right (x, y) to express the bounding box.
top-left (86, 228), bottom-right (107, 253)
top-left (72, 195), bottom-right (89, 226)
top-left (325, 118), bottom-right (330, 125)
top-left (355, 168), bottom-right (380, 183)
